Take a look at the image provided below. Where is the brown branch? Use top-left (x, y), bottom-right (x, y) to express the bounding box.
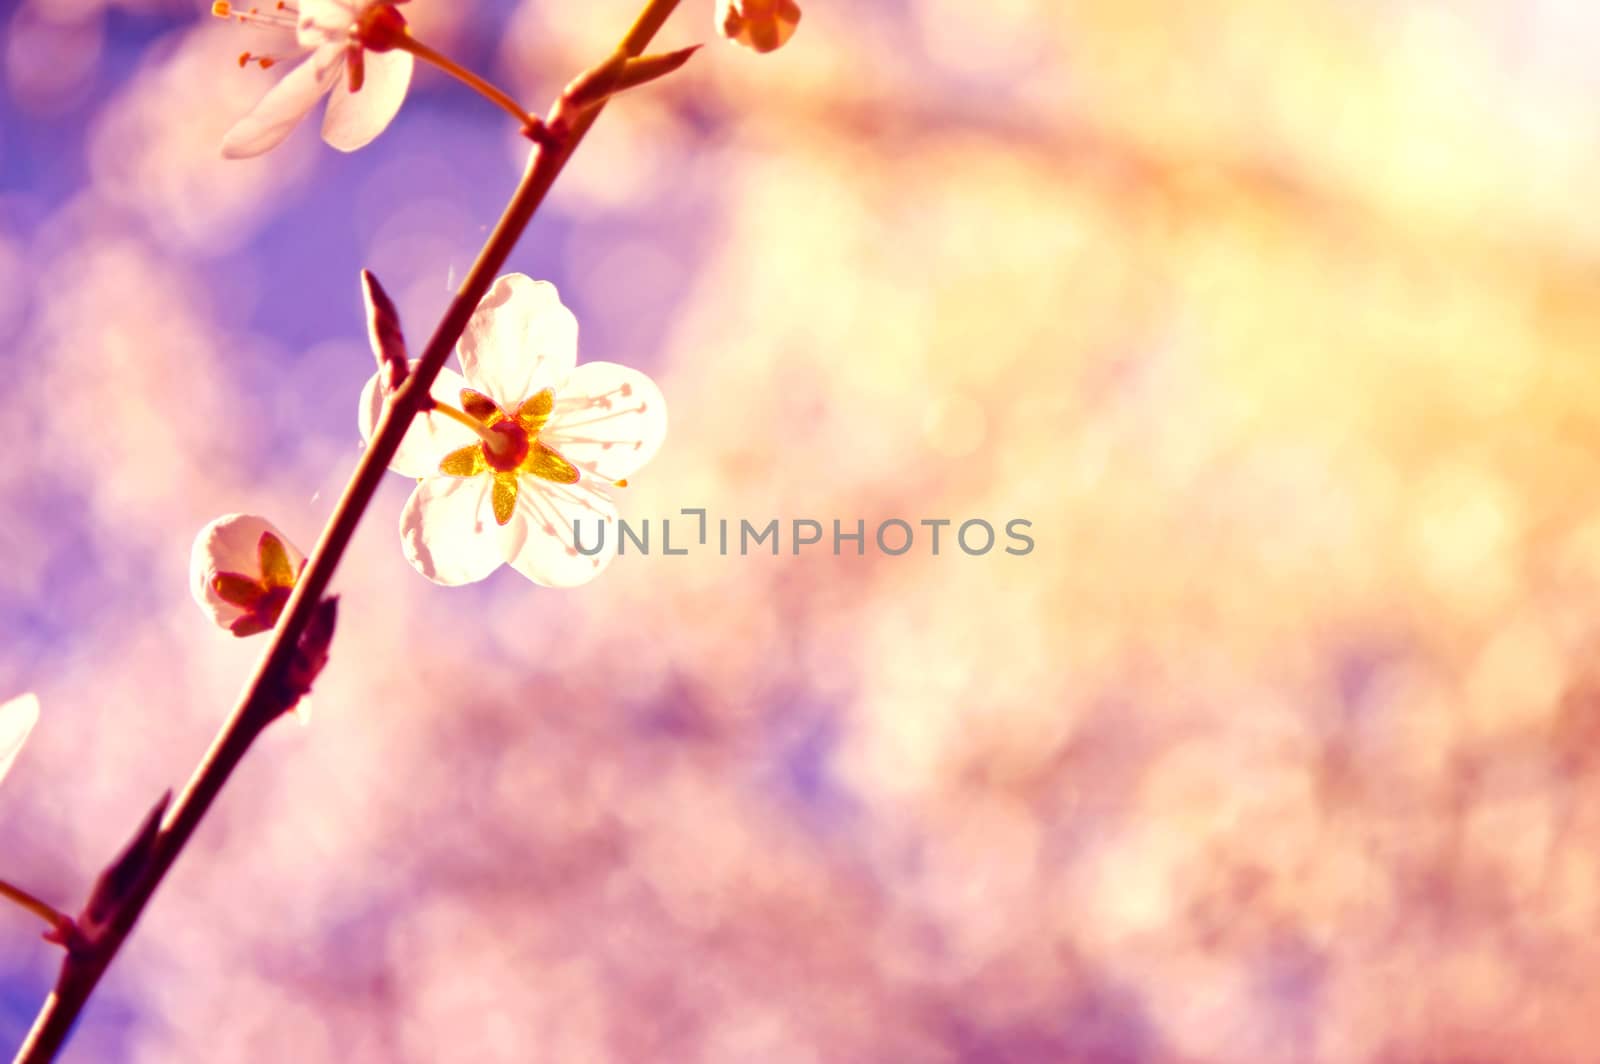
top-left (10, 1), bottom-right (683, 1058)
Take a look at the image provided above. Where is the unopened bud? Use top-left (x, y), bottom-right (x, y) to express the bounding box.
top-left (614, 47), bottom-right (701, 94)
top-left (190, 515), bottom-right (307, 637)
top-left (361, 269), bottom-right (408, 393)
top-left (63, 790), bottom-right (172, 953)
top-left (555, 45), bottom-right (701, 128)
top-left (285, 595), bottom-right (339, 703)
top-left (560, 50), bottom-right (629, 115)
top-left (717, 0), bottom-right (801, 53)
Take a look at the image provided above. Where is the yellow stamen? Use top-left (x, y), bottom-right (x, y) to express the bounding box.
top-left (461, 389), bottom-right (498, 422)
top-left (214, 1), bottom-right (298, 30)
top-left (613, 479), bottom-right (628, 488)
top-left (439, 443), bottom-right (488, 477)
top-left (492, 473), bottom-right (518, 525)
top-left (523, 443), bottom-right (579, 485)
top-left (517, 389), bottom-right (555, 435)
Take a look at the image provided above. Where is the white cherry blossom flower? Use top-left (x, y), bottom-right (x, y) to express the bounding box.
top-left (717, 0), bottom-right (801, 53)
top-left (359, 274), bottom-right (668, 587)
top-left (0, 693), bottom-right (39, 788)
top-left (190, 514), bottom-right (307, 636)
top-left (213, 0), bottom-right (415, 159)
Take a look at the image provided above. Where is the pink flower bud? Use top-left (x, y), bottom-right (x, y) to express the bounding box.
top-left (718, 0), bottom-right (801, 53)
top-left (189, 514), bottom-right (307, 637)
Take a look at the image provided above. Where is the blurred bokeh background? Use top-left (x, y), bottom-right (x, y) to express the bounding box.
top-left (4, 0), bottom-right (1600, 1059)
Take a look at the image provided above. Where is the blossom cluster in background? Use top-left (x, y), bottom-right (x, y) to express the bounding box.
top-left (4, 0), bottom-right (1600, 1060)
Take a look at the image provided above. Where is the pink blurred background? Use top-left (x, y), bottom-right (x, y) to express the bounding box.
top-left (5, 0), bottom-right (1600, 1060)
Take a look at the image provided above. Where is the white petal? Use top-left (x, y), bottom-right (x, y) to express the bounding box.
top-left (458, 275), bottom-right (579, 410)
top-left (322, 48), bottom-right (413, 152)
top-left (189, 514), bottom-right (306, 629)
top-left (508, 477), bottom-right (620, 588)
top-left (296, 0), bottom-right (353, 47)
top-left (0, 692), bottom-right (39, 787)
top-left (221, 48), bottom-right (342, 160)
top-left (399, 477), bottom-right (524, 586)
top-left (543, 362), bottom-right (668, 482)
top-left (358, 362), bottom-right (478, 478)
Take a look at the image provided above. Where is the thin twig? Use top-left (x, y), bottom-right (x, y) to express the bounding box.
top-left (393, 34), bottom-right (541, 130)
top-left (0, 880), bottom-right (69, 933)
top-left (11, 1), bottom-right (681, 1058)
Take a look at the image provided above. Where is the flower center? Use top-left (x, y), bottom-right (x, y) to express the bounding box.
top-left (482, 420), bottom-right (529, 472)
top-left (434, 388), bottom-right (582, 529)
top-left (355, 2), bottom-right (409, 51)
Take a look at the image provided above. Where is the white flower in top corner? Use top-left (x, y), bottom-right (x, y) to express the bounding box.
top-left (717, 0), bottom-right (801, 53)
top-left (213, 0), bottom-right (415, 159)
top-left (191, 514), bottom-right (307, 636)
top-left (358, 275), bottom-right (668, 588)
top-left (0, 693), bottom-right (39, 788)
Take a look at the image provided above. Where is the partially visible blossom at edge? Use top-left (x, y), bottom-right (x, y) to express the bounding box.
top-left (0, 693), bottom-right (39, 787)
top-left (359, 274), bottom-right (669, 588)
top-left (214, 0), bottom-right (415, 159)
top-left (190, 514), bottom-right (307, 636)
top-left (717, 0), bottom-right (801, 53)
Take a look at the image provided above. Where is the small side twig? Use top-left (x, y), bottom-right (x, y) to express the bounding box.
top-left (0, 880), bottom-right (74, 946)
